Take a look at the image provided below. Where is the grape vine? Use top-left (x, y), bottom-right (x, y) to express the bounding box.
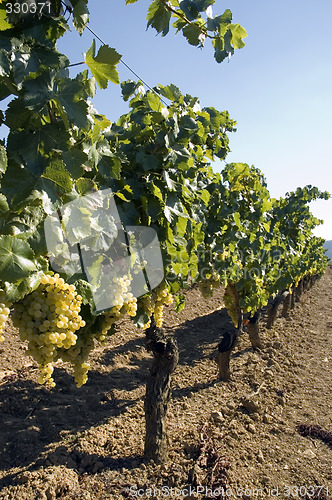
top-left (0, 0), bottom-right (330, 463)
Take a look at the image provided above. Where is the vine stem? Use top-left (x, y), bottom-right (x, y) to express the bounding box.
top-left (67, 61), bottom-right (85, 68)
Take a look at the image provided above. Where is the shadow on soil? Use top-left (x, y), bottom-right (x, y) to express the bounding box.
top-left (0, 306), bottom-right (247, 488)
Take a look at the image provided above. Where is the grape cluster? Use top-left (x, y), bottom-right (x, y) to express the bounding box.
top-left (0, 293), bottom-right (11, 342)
top-left (139, 284), bottom-right (174, 328)
top-left (99, 275), bottom-right (137, 342)
top-left (60, 334), bottom-right (94, 388)
top-left (198, 272), bottom-right (221, 299)
top-left (223, 284), bottom-right (238, 326)
top-left (13, 274), bottom-right (85, 388)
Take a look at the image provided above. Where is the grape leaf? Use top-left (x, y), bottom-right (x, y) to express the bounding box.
top-left (147, 0), bottom-right (171, 36)
top-left (0, 236), bottom-right (37, 282)
top-left (0, 8), bottom-right (13, 31)
top-left (42, 160), bottom-right (73, 193)
top-left (85, 40), bottom-right (121, 89)
top-left (71, 0), bottom-right (89, 34)
top-left (0, 143), bottom-right (7, 175)
top-left (4, 271), bottom-right (43, 302)
top-left (121, 79), bottom-right (142, 101)
top-left (0, 49), bottom-right (10, 77)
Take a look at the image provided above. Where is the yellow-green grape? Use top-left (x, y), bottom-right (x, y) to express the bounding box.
top-left (99, 275), bottom-right (137, 342)
top-left (152, 285), bottom-right (174, 328)
top-left (13, 273), bottom-right (84, 387)
top-left (135, 292), bottom-right (153, 330)
top-left (73, 362), bottom-right (90, 388)
top-left (199, 272), bottom-right (221, 299)
top-left (210, 272), bottom-right (221, 289)
top-left (216, 250), bottom-right (229, 261)
top-left (137, 285), bottom-right (174, 329)
top-left (154, 304), bottom-right (164, 328)
top-left (0, 294), bottom-right (11, 342)
top-left (199, 281), bottom-right (213, 298)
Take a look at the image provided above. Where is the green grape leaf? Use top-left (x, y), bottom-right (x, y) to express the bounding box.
top-left (213, 37), bottom-right (227, 63)
top-left (179, 0), bottom-right (200, 21)
top-left (147, 0), bottom-right (171, 36)
top-left (0, 7), bottom-right (13, 30)
top-left (121, 80), bottom-right (142, 101)
top-left (0, 80), bottom-right (11, 100)
top-left (200, 189), bottom-right (210, 204)
top-left (230, 23), bottom-right (247, 49)
top-left (71, 0), bottom-right (89, 34)
top-left (207, 9), bottom-right (232, 31)
top-left (0, 49), bottom-right (10, 77)
top-left (22, 72), bottom-right (54, 112)
top-left (0, 236), bottom-right (37, 282)
top-left (182, 21), bottom-right (205, 46)
top-left (179, 0), bottom-right (213, 20)
top-left (136, 150), bottom-right (159, 172)
top-left (157, 83), bottom-right (182, 102)
top-left (132, 308), bottom-right (150, 328)
top-left (4, 271), bottom-right (43, 303)
top-left (194, 0), bottom-right (214, 12)
top-left (61, 149), bottom-right (87, 179)
top-left (179, 114), bottom-right (197, 130)
top-left (23, 73), bottom-right (88, 130)
top-left (55, 79), bottom-right (89, 129)
top-left (85, 40), bottom-right (121, 89)
top-left (73, 279), bottom-right (94, 305)
top-left (76, 177), bottom-right (97, 195)
top-left (115, 191), bottom-right (130, 202)
top-left (149, 182), bottom-right (164, 202)
top-left (163, 170), bottom-right (176, 191)
top-left (42, 160), bottom-right (73, 193)
top-left (0, 143), bottom-right (7, 175)
top-left (164, 205), bottom-right (173, 223)
top-left (146, 92), bottom-right (162, 111)
top-left (176, 216), bottom-right (187, 237)
top-left (98, 155), bottom-right (122, 180)
top-left (0, 193), bottom-right (8, 213)
top-left (174, 293), bottom-right (186, 312)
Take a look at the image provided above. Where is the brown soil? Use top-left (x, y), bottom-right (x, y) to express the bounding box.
top-left (0, 270), bottom-right (331, 500)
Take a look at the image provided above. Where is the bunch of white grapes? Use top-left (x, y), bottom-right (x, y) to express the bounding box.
top-left (0, 292), bottom-right (11, 342)
top-left (60, 335), bottom-right (94, 388)
top-left (223, 284), bottom-right (238, 326)
top-left (139, 284), bottom-right (174, 329)
top-left (13, 273), bottom-right (85, 388)
top-left (99, 275), bottom-right (137, 342)
top-left (198, 272), bottom-right (221, 299)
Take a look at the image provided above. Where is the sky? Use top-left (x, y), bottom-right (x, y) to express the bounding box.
top-left (56, 0), bottom-right (331, 240)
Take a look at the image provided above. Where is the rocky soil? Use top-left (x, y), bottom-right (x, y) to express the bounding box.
top-left (0, 270), bottom-right (331, 499)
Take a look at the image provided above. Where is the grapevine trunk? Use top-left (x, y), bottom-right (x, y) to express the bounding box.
top-left (144, 320), bottom-right (179, 462)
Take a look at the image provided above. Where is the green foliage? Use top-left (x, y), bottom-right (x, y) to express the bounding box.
top-left (0, 0), bottom-right (329, 385)
top-left (85, 40), bottom-right (121, 88)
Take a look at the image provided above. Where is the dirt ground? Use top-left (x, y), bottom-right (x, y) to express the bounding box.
top-left (0, 270), bottom-right (331, 500)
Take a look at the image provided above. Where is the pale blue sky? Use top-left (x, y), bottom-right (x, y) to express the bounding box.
top-left (57, 0), bottom-right (331, 239)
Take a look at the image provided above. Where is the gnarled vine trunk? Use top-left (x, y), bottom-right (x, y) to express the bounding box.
top-left (290, 287), bottom-right (296, 309)
top-left (282, 292), bottom-right (292, 318)
top-left (216, 328), bottom-right (238, 381)
top-left (144, 318), bottom-right (179, 463)
top-left (266, 291), bottom-right (288, 329)
top-left (294, 280), bottom-right (303, 303)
